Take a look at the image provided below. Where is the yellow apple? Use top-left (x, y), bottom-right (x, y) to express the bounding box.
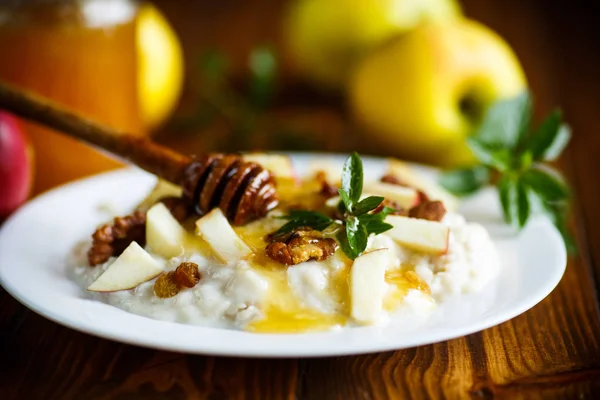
top-left (283, 0), bottom-right (461, 89)
top-left (137, 3), bottom-right (184, 130)
top-left (350, 19), bottom-right (527, 167)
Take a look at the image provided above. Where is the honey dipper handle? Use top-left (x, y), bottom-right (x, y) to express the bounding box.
top-left (0, 82), bottom-right (190, 184)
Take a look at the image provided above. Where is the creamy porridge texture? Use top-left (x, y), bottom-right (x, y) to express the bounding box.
top-left (73, 154), bottom-right (500, 333)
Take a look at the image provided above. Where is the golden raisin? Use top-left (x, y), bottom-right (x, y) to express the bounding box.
top-left (174, 262), bottom-right (201, 288)
top-left (153, 271), bottom-right (181, 298)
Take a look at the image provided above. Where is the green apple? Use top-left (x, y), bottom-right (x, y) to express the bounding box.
top-left (284, 0), bottom-right (462, 89)
top-left (350, 19), bottom-right (527, 167)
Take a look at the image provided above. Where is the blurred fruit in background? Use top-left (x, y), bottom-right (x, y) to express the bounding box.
top-left (137, 3), bottom-right (184, 130)
top-left (284, 0), bottom-right (462, 89)
top-left (0, 0), bottom-right (142, 194)
top-left (349, 19), bottom-right (527, 167)
top-left (0, 112), bottom-right (33, 217)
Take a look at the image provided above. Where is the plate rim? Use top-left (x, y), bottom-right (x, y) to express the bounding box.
top-left (0, 156), bottom-right (567, 357)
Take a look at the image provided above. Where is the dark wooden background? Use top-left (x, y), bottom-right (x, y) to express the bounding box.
top-left (2, 0), bottom-right (600, 398)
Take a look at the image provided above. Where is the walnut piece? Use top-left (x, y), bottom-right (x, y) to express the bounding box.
top-left (154, 271), bottom-right (181, 298)
top-left (174, 262), bottom-right (201, 288)
top-left (88, 211), bottom-right (147, 266)
top-left (408, 200), bottom-right (446, 222)
top-left (315, 171), bottom-right (339, 199)
top-left (266, 229), bottom-right (338, 266)
top-left (381, 173), bottom-right (407, 186)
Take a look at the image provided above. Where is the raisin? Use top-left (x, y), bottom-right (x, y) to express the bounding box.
top-left (153, 271), bottom-right (181, 298)
top-left (174, 262), bottom-right (201, 288)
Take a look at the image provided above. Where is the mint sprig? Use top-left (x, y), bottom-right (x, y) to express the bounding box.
top-left (274, 152), bottom-right (393, 260)
top-left (440, 91), bottom-right (575, 253)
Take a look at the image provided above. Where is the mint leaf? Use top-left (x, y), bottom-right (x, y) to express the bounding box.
top-left (467, 138), bottom-right (511, 171)
top-left (248, 46), bottom-right (277, 110)
top-left (439, 165), bottom-right (489, 196)
top-left (346, 216), bottom-right (368, 259)
top-left (336, 230), bottom-right (355, 260)
top-left (357, 213), bottom-right (393, 235)
top-left (476, 92), bottom-right (531, 149)
top-left (498, 175), bottom-right (517, 224)
top-left (275, 210), bottom-right (334, 235)
top-left (516, 178), bottom-right (530, 228)
top-left (338, 189), bottom-right (353, 213)
top-left (353, 196), bottom-right (385, 216)
top-left (341, 152), bottom-right (363, 206)
top-left (521, 167), bottom-right (569, 201)
top-left (527, 111), bottom-right (571, 161)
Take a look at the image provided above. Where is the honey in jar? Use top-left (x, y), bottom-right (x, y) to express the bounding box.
top-left (0, 0), bottom-right (143, 193)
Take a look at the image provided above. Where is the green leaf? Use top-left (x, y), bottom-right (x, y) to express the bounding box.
top-left (346, 216), bottom-right (368, 259)
top-left (516, 177), bottom-right (531, 228)
top-left (467, 138), bottom-right (512, 171)
top-left (336, 230), bottom-right (356, 260)
top-left (353, 196), bottom-right (384, 216)
top-left (357, 214), bottom-right (393, 235)
top-left (198, 50), bottom-right (229, 83)
top-left (274, 210), bottom-right (333, 235)
top-left (341, 152), bottom-right (363, 207)
top-left (475, 92), bottom-right (531, 149)
top-left (248, 46), bottom-right (277, 110)
top-left (528, 111), bottom-right (571, 161)
top-left (521, 167), bottom-right (570, 202)
top-left (338, 189), bottom-right (353, 213)
top-left (532, 193), bottom-right (577, 254)
top-left (439, 166), bottom-right (490, 196)
top-left (498, 175), bottom-right (517, 224)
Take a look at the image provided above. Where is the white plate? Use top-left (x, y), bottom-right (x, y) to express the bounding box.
top-left (0, 154), bottom-right (567, 357)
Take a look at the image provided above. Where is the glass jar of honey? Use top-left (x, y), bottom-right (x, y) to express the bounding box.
top-left (0, 0), bottom-right (143, 194)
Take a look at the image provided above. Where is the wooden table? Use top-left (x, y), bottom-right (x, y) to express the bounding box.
top-left (2, 1), bottom-right (600, 398)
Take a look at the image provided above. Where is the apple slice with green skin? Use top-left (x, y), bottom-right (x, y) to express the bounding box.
top-left (195, 208), bottom-right (252, 263)
top-left (146, 202), bottom-right (186, 258)
top-left (386, 159), bottom-right (459, 211)
top-left (351, 249), bottom-right (390, 324)
top-left (88, 242), bottom-right (163, 292)
top-left (363, 182), bottom-right (419, 208)
top-left (385, 215), bottom-right (450, 255)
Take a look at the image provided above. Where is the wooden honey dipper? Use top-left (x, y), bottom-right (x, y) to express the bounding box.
top-left (0, 82), bottom-right (279, 225)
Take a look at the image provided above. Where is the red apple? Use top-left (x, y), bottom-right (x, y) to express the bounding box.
top-left (0, 112), bottom-right (33, 217)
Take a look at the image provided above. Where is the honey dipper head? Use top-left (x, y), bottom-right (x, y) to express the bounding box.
top-left (181, 154), bottom-right (279, 225)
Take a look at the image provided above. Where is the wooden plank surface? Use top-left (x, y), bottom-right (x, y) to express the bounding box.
top-left (2, 1), bottom-right (600, 399)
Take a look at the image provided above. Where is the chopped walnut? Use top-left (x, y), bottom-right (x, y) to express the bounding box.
top-left (315, 171), bottom-right (339, 199)
top-left (409, 200), bottom-right (446, 222)
top-left (154, 271), bottom-right (181, 298)
top-left (381, 173), bottom-right (407, 186)
top-left (88, 211), bottom-right (146, 266)
top-left (174, 262), bottom-right (201, 288)
top-left (266, 229), bottom-right (338, 265)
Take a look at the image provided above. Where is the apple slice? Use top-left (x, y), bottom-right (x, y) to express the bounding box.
top-left (363, 181), bottom-right (419, 208)
top-left (243, 153), bottom-right (295, 180)
top-left (88, 242), bottom-right (163, 292)
top-left (387, 159), bottom-right (459, 211)
top-left (385, 215), bottom-right (449, 255)
top-left (137, 179), bottom-right (182, 211)
top-left (351, 249), bottom-right (389, 324)
top-left (146, 202), bottom-right (186, 258)
top-left (195, 208), bottom-right (252, 263)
